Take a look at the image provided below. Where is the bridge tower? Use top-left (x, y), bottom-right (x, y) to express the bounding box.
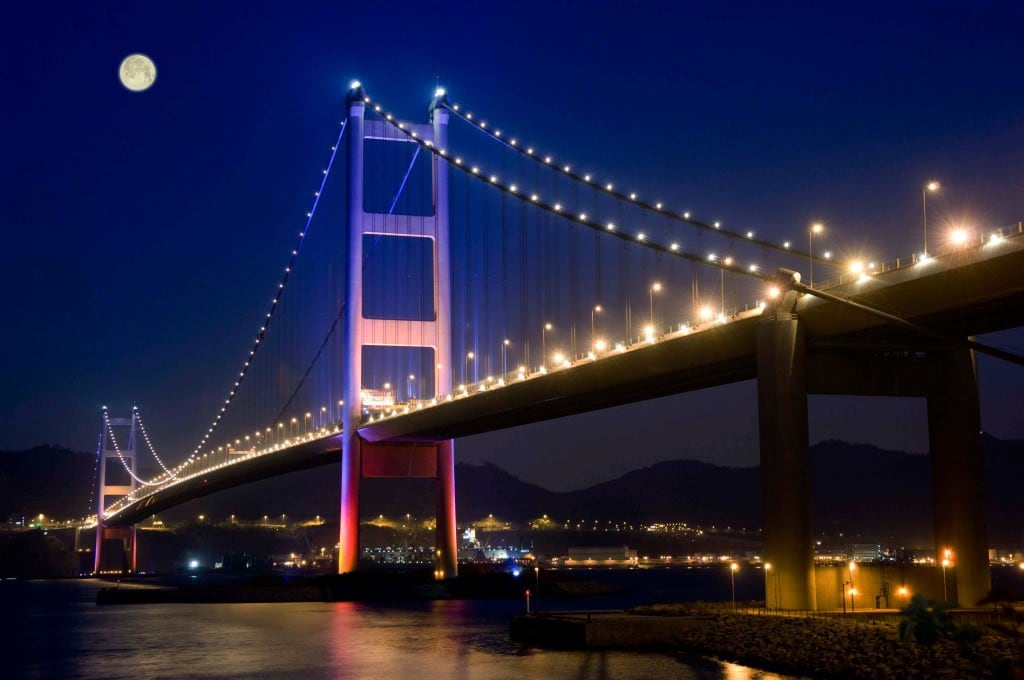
top-left (759, 278), bottom-right (990, 608)
top-left (339, 85), bottom-right (457, 578)
top-left (94, 411), bottom-right (138, 574)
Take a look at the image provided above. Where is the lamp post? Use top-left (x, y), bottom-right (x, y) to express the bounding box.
top-left (501, 340), bottom-right (510, 378)
top-left (290, 417), bottom-right (297, 437)
top-left (849, 561), bottom-right (857, 613)
top-left (809, 223), bottom-right (824, 287)
top-left (764, 562), bottom-right (772, 610)
top-left (722, 258), bottom-right (734, 314)
top-left (465, 352), bottom-right (474, 385)
top-left (535, 566), bottom-right (540, 612)
top-left (923, 181), bottom-right (940, 256)
top-left (320, 406), bottom-right (327, 428)
top-left (304, 412), bottom-right (312, 434)
top-left (942, 549), bottom-right (951, 602)
top-left (649, 283), bottom-right (661, 327)
top-left (407, 374), bottom-right (416, 401)
top-left (336, 400), bottom-right (343, 423)
top-left (591, 305), bottom-right (602, 347)
top-left (541, 324), bottom-right (552, 370)
top-left (730, 562), bottom-right (738, 610)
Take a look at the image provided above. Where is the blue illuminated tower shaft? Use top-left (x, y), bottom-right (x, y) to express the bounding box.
top-left (339, 87), bottom-right (456, 577)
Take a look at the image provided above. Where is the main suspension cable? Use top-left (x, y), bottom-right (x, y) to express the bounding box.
top-left (102, 408), bottom-right (154, 486)
top-left (360, 88), bottom-right (777, 288)
top-left (440, 97), bottom-right (824, 263)
top-left (182, 117), bottom-right (349, 465)
top-left (133, 406), bottom-right (177, 479)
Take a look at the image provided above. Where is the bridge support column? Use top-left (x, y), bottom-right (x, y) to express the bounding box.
top-left (435, 440), bottom-right (458, 578)
top-left (928, 347), bottom-right (988, 606)
top-left (339, 434), bottom-right (363, 574)
top-left (757, 309), bottom-right (815, 610)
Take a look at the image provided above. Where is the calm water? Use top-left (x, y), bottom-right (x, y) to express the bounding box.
top-left (4, 578), bottom-right (792, 679)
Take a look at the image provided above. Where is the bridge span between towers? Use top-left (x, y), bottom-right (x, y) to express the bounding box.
top-left (94, 81), bottom-right (1024, 610)
top-left (108, 229), bottom-right (1024, 538)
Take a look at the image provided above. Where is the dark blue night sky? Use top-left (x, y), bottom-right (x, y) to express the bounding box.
top-left (2, 1), bottom-right (1021, 490)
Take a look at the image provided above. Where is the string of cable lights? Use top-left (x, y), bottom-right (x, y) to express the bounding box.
top-left (133, 406), bottom-right (177, 479)
top-left (87, 433), bottom-right (102, 518)
top-left (438, 94), bottom-right (826, 262)
top-left (101, 408), bottom-right (154, 486)
top-left (358, 87), bottom-right (778, 288)
top-left (181, 117), bottom-right (349, 466)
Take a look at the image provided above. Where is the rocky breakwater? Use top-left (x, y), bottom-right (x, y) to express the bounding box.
top-left (513, 603), bottom-right (1021, 678)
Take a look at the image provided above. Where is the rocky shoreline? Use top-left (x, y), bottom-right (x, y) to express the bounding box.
top-left (665, 613), bottom-right (1014, 679)
top-left (511, 606), bottom-right (1021, 678)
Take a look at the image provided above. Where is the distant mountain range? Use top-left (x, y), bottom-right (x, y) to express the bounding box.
top-left (3, 437), bottom-right (1022, 547)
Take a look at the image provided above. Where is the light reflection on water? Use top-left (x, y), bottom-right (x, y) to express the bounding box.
top-left (7, 580), bottom-right (793, 679)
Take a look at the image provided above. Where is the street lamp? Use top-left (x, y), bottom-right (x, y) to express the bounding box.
top-left (764, 562), bottom-right (772, 610)
top-left (407, 374), bottom-right (416, 400)
top-left (849, 561), bottom-right (857, 613)
top-left (809, 223), bottom-right (824, 287)
top-left (942, 548), bottom-right (952, 602)
top-left (304, 412), bottom-right (312, 433)
top-left (501, 339), bottom-right (510, 377)
top-left (465, 352), bottom-right (474, 384)
top-left (649, 283), bottom-right (661, 326)
top-left (923, 181), bottom-right (940, 256)
top-left (720, 258), bottom-right (734, 313)
top-left (320, 406), bottom-right (327, 428)
top-left (591, 305), bottom-right (602, 345)
top-left (290, 417), bottom-right (297, 436)
top-left (730, 562), bottom-right (738, 610)
top-left (534, 566), bottom-right (540, 612)
top-left (541, 324), bottom-right (552, 370)
top-left (337, 400), bottom-right (343, 422)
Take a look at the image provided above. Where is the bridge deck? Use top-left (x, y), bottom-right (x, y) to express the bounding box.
top-left (359, 234), bottom-right (1024, 442)
top-left (106, 232), bottom-right (1024, 525)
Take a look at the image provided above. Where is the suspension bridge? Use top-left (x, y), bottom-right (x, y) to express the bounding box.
top-left (90, 82), bottom-right (1024, 610)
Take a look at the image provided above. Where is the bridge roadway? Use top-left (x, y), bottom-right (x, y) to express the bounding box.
top-left (107, 232), bottom-right (1024, 526)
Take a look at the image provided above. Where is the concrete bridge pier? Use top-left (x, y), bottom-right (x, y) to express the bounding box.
top-left (928, 347), bottom-right (989, 606)
top-left (435, 440), bottom-right (458, 578)
top-left (338, 435), bottom-right (458, 578)
top-left (756, 303), bottom-right (816, 610)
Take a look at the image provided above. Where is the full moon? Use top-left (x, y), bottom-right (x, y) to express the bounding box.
top-left (119, 54), bottom-right (156, 92)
